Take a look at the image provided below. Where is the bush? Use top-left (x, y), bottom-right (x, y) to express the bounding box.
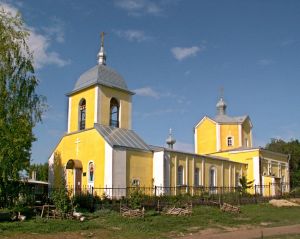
top-left (128, 188), bottom-right (145, 209)
top-left (290, 187), bottom-right (300, 197)
top-left (73, 193), bottom-right (94, 212)
top-left (50, 188), bottom-right (72, 218)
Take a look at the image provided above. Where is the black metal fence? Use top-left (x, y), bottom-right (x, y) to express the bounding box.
top-left (64, 183), bottom-right (292, 199)
top-left (57, 183), bottom-right (299, 210)
top-left (1, 182), bottom-right (298, 209)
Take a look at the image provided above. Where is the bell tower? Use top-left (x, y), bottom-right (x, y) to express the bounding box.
top-left (66, 33), bottom-right (134, 133)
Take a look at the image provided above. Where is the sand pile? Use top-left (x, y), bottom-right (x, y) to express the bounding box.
top-left (269, 199), bottom-right (300, 207)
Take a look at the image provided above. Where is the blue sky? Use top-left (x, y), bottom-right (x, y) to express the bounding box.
top-left (1, 0), bottom-right (300, 164)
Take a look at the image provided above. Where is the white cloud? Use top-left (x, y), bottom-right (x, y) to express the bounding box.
top-left (0, 2), bottom-right (69, 69)
top-left (114, 0), bottom-right (162, 16)
top-left (134, 87), bottom-right (160, 98)
top-left (113, 29), bottom-right (151, 42)
top-left (257, 58), bottom-right (273, 66)
top-left (28, 27), bottom-right (70, 69)
top-left (134, 87), bottom-right (191, 108)
top-left (114, 0), bottom-right (144, 10)
top-left (42, 17), bottom-right (65, 43)
top-left (0, 2), bottom-right (18, 15)
top-left (171, 46), bottom-right (201, 61)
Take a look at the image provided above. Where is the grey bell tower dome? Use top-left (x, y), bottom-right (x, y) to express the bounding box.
top-left (69, 32), bottom-right (133, 95)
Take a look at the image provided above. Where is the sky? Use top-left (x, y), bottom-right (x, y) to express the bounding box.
top-left (1, 0), bottom-right (300, 164)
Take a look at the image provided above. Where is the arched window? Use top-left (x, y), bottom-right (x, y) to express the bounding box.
top-left (194, 167), bottom-right (200, 186)
top-left (88, 162), bottom-right (94, 182)
top-left (177, 166), bottom-right (184, 186)
top-left (110, 98), bottom-right (119, 128)
top-left (209, 167), bottom-right (216, 187)
top-left (79, 99), bottom-right (86, 130)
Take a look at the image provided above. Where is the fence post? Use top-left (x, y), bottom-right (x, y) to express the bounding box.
top-left (154, 186), bottom-right (157, 197)
top-left (220, 187), bottom-right (223, 205)
top-left (254, 185), bottom-right (257, 204)
top-left (269, 183), bottom-right (271, 197)
top-left (91, 186), bottom-right (94, 211)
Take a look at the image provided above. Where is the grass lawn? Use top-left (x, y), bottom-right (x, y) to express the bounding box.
top-left (1, 204), bottom-right (300, 238)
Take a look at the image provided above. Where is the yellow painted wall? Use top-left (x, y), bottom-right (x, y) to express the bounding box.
top-left (261, 159), bottom-right (268, 176)
top-left (208, 158), bottom-right (222, 186)
top-left (54, 129), bottom-right (106, 188)
top-left (223, 164), bottom-right (230, 187)
top-left (211, 150), bottom-right (258, 184)
top-left (167, 151), bottom-right (245, 189)
top-left (100, 85), bottom-right (132, 129)
top-left (126, 150), bottom-right (153, 187)
top-left (220, 124), bottom-right (239, 151)
top-left (263, 176), bottom-right (273, 196)
top-left (242, 119), bottom-right (252, 147)
top-left (196, 118), bottom-right (217, 154)
top-left (69, 87), bottom-right (95, 132)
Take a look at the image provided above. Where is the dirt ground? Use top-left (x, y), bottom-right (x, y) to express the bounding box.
top-left (2, 224), bottom-right (300, 239)
top-left (182, 224), bottom-right (300, 239)
top-left (1, 230), bottom-right (112, 239)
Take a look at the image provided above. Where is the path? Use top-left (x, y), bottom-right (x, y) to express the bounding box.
top-left (3, 224), bottom-right (300, 239)
top-left (182, 224), bottom-right (300, 239)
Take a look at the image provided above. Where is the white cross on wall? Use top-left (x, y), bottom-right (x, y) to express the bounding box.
top-left (75, 138), bottom-right (80, 157)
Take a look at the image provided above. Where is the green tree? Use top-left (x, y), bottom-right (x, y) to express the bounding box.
top-left (51, 152), bottom-right (72, 218)
top-left (29, 162), bottom-right (48, 181)
top-left (265, 138), bottom-right (300, 188)
top-left (0, 7), bottom-right (45, 206)
top-left (238, 176), bottom-right (254, 195)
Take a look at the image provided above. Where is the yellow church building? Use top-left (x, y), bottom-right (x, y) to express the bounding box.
top-left (194, 97), bottom-right (290, 195)
top-left (48, 36), bottom-right (289, 197)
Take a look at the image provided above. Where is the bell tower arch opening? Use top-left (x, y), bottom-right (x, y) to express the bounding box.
top-left (110, 97), bottom-right (119, 128)
top-left (78, 98), bottom-right (86, 130)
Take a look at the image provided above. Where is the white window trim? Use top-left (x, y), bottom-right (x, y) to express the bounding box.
top-left (131, 178), bottom-right (140, 187)
top-left (87, 160), bottom-right (95, 185)
top-left (67, 97), bottom-right (72, 133)
top-left (245, 138), bottom-right (249, 147)
top-left (194, 167), bottom-right (200, 186)
top-left (210, 166), bottom-right (217, 187)
top-left (268, 161), bottom-right (272, 175)
top-left (177, 165), bottom-right (184, 186)
top-left (227, 136), bottom-right (234, 147)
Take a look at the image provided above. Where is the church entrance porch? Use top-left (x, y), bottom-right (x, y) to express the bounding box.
top-left (66, 159), bottom-right (83, 195)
